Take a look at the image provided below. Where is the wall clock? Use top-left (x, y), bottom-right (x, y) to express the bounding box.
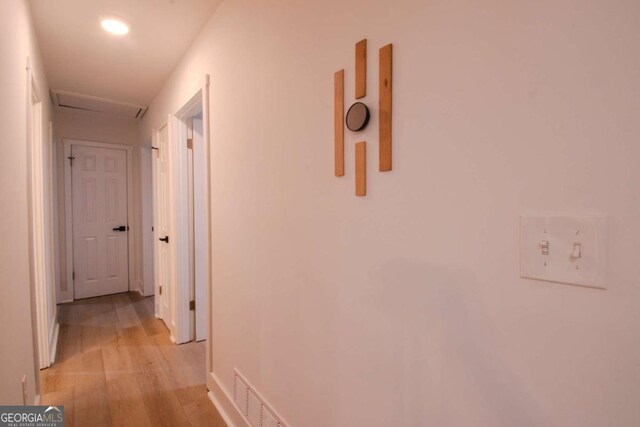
top-left (345, 102), bottom-right (370, 132)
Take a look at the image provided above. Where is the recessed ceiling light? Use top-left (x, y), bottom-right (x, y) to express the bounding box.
top-left (101, 18), bottom-right (129, 36)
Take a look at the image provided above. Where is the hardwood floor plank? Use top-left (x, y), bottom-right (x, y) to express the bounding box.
top-left (73, 349), bottom-right (112, 427)
top-left (74, 376), bottom-right (112, 427)
top-left (40, 292), bottom-right (226, 427)
top-left (183, 394), bottom-right (228, 427)
top-left (41, 387), bottom-right (75, 426)
top-left (105, 374), bottom-right (153, 427)
top-left (113, 293), bottom-right (141, 329)
top-left (180, 341), bottom-right (207, 380)
top-left (134, 369), bottom-right (191, 427)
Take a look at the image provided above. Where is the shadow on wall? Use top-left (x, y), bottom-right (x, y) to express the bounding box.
top-left (346, 258), bottom-right (551, 426)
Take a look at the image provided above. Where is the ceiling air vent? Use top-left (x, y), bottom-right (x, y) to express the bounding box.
top-left (50, 90), bottom-right (147, 119)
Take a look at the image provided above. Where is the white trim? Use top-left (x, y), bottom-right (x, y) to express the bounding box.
top-left (51, 125), bottom-right (63, 305)
top-left (152, 126), bottom-right (160, 318)
top-left (46, 122), bottom-right (58, 364)
top-left (207, 372), bottom-right (249, 427)
top-left (203, 74), bottom-right (213, 374)
top-left (63, 139), bottom-right (135, 153)
top-left (171, 111), bottom-right (191, 344)
top-left (62, 139), bottom-right (135, 300)
top-left (63, 143), bottom-right (73, 303)
top-left (138, 145), bottom-right (154, 298)
top-left (126, 148), bottom-right (135, 291)
top-left (27, 60), bottom-right (56, 370)
top-left (166, 116), bottom-right (177, 344)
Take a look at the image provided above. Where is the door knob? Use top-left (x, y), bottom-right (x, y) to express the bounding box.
top-left (159, 236), bottom-right (169, 243)
top-left (112, 225), bottom-right (127, 232)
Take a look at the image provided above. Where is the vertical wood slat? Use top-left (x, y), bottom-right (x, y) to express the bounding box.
top-left (379, 43), bottom-right (393, 171)
top-left (355, 39), bottom-right (367, 99)
top-left (355, 142), bottom-right (366, 196)
top-left (334, 69), bottom-right (345, 177)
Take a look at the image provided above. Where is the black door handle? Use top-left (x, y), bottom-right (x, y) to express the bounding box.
top-left (112, 225), bottom-right (127, 232)
top-left (159, 236), bottom-right (169, 243)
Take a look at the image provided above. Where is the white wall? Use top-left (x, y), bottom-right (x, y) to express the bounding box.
top-left (141, 0), bottom-right (640, 425)
top-left (0, 0), bottom-right (52, 404)
top-left (53, 109), bottom-right (143, 301)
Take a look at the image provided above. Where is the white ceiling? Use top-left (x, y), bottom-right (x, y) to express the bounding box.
top-left (29, 0), bottom-right (221, 106)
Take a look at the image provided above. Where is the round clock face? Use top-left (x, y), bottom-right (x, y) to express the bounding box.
top-left (346, 102), bottom-right (370, 131)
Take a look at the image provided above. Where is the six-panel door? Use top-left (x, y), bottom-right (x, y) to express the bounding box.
top-left (72, 145), bottom-right (129, 299)
top-left (155, 125), bottom-right (172, 325)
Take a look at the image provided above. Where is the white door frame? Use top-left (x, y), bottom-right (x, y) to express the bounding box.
top-left (27, 58), bottom-right (58, 369)
top-left (63, 139), bottom-right (135, 300)
top-left (168, 75), bottom-right (211, 346)
top-left (152, 125), bottom-right (160, 318)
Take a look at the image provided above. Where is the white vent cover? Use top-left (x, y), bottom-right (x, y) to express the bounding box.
top-left (262, 407), bottom-right (280, 427)
top-left (233, 369), bottom-right (288, 427)
top-left (247, 390), bottom-right (262, 427)
top-left (234, 373), bottom-right (249, 416)
top-left (51, 90), bottom-right (147, 119)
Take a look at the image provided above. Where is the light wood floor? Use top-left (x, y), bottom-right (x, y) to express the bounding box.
top-left (41, 292), bottom-right (227, 427)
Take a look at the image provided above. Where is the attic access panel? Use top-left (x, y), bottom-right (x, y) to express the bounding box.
top-left (51, 90), bottom-right (147, 119)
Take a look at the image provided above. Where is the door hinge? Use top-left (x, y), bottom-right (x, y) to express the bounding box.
top-left (68, 156), bottom-right (75, 166)
top-left (189, 300), bottom-right (195, 311)
top-left (72, 271), bottom-right (75, 280)
top-left (159, 286), bottom-right (162, 295)
top-left (187, 138), bottom-right (193, 150)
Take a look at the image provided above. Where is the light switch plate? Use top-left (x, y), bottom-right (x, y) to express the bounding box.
top-left (520, 215), bottom-right (608, 288)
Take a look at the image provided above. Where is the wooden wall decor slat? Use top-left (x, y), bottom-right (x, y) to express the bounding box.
top-left (355, 39), bottom-right (367, 99)
top-left (334, 69), bottom-right (345, 177)
top-left (379, 43), bottom-right (393, 171)
top-left (355, 141), bottom-right (366, 196)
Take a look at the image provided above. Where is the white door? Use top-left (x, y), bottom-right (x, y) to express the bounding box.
top-left (72, 145), bottom-right (129, 299)
top-left (154, 124), bottom-right (172, 324)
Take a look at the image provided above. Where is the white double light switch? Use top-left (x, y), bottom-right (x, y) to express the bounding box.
top-left (520, 215), bottom-right (608, 288)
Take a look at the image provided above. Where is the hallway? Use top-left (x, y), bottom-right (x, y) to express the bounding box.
top-left (2, 0), bottom-right (640, 425)
top-left (40, 293), bottom-right (226, 427)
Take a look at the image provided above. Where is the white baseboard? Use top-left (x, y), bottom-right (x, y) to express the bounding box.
top-left (49, 322), bottom-right (60, 365)
top-left (33, 394), bottom-right (41, 405)
top-left (58, 299), bottom-right (73, 304)
top-left (207, 372), bottom-right (249, 427)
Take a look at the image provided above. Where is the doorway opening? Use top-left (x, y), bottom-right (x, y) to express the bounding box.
top-left (63, 139), bottom-right (134, 301)
top-left (153, 76), bottom-right (211, 346)
top-left (174, 89), bottom-right (209, 344)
